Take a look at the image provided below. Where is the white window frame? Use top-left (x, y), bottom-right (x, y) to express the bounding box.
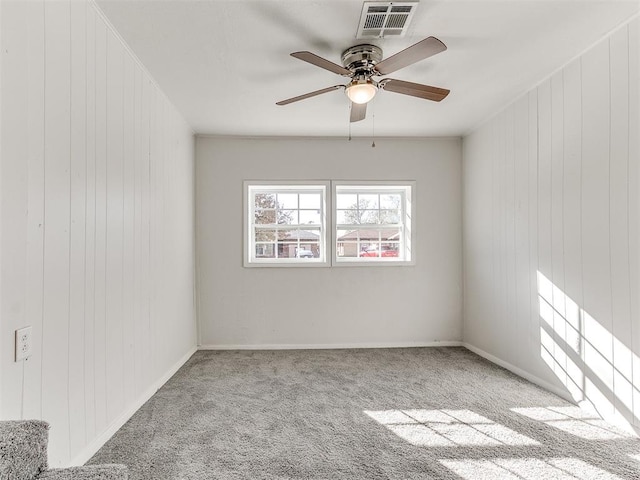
top-left (244, 181), bottom-right (330, 267)
top-left (332, 181), bottom-right (415, 266)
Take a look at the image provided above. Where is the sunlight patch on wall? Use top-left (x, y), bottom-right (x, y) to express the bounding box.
top-left (440, 457), bottom-right (623, 480)
top-left (364, 409), bottom-right (538, 447)
top-left (536, 271), bottom-right (639, 429)
top-left (512, 406), bottom-right (635, 440)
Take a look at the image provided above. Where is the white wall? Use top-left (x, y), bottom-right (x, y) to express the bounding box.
top-left (196, 136), bottom-right (462, 348)
top-left (463, 18), bottom-right (640, 431)
top-left (0, 0), bottom-right (197, 466)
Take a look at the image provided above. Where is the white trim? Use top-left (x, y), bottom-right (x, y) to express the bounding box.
top-left (199, 341), bottom-right (463, 350)
top-left (68, 346), bottom-right (197, 467)
top-left (462, 343), bottom-right (575, 403)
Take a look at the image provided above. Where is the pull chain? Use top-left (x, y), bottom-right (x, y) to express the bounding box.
top-left (371, 101), bottom-right (376, 148)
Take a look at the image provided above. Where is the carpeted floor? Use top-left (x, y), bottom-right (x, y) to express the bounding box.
top-left (89, 348), bottom-right (640, 479)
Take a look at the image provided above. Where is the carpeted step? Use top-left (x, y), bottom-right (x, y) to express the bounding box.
top-left (0, 420), bottom-right (49, 480)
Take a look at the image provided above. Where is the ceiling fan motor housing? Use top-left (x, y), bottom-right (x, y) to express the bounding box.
top-left (341, 44), bottom-right (383, 74)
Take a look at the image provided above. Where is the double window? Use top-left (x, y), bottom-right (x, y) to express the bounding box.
top-left (245, 181), bottom-right (414, 267)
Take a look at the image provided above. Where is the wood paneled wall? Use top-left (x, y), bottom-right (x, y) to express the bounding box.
top-left (0, 0), bottom-right (196, 466)
top-left (463, 18), bottom-right (640, 431)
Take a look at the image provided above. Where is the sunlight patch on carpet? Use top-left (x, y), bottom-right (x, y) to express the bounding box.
top-left (364, 409), bottom-right (539, 447)
top-left (440, 457), bottom-right (622, 480)
top-left (512, 406), bottom-right (635, 440)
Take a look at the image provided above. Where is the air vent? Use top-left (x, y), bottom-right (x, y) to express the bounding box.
top-left (356, 1), bottom-right (419, 39)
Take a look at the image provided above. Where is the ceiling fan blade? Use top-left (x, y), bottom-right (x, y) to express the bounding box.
top-left (380, 79), bottom-right (450, 102)
top-left (276, 85), bottom-right (344, 106)
top-left (291, 51), bottom-right (353, 77)
top-left (350, 102), bottom-right (367, 123)
top-left (374, 37), bottom-right (447, 75)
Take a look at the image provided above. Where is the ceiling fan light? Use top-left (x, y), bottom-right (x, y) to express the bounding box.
top-left (346, 81), bottom-right (378, 104)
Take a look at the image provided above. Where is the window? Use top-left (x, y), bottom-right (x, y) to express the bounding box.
top-left (334, 183), bottom-right (414, 264)
top-left (245, 182), bottom-right (328, 266)
top-left (244, 181), bottom-right (414, 267)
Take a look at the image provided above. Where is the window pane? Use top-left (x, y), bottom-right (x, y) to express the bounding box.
top-left (359, 243), bottom-right (382, 257)
top-left (254, 209), bottom-right (276, 225)
top-left (337, 242), bottom-right (360, 258)
top-left (359, 243), bottom-right (400, 259)
top-left (299, 193), bottom-right (320, 209)
top-left (380, 194), bottom-right (401, 209)
top-left (337, 193), bottom-right (357, 209)
top-left (379, 209), bottom-right (400, 224)
top-left (336, 229), bottom-right (359, 258)
top-left (337, 209), bottom-right (360, 224)
top-left (295, 243), bottom-right (320, 258)
top-left (381, 228), bottom-right (401, 241)
top-left (360, 210), bottom-right (379, 224)
top-left (255, 228), bottom-right (276, 242)
top-left (255, 243), bottom-right (275, 258)
top-left (359, 194), bottom-right (379, 209)
top-left (337, 228), bottom-right (375, 258)
top-left (277, 193), bottom-right (298, 209)
top-left (254, 193), bottom-right (276, 209)
top-left (381, 243), bottom-right (400, 258)
top-left (277, 210), bottom-right (298, 225)
top-left (289, 228), bottom-right (321, 242)
top-left (337, 229), bottom-right (358, 242)
top-left (277, 228), bottom-right (296, 240)
top-left (299, 209), bottom-right (321, 225)
top-left (357, 229), bottom-right (381, 242)
top-left (277, 242), bottom-right (298, 258)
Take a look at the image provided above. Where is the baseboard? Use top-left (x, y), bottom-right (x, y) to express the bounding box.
top-left (462, 342), bottom-right (575, 403)
top-left (69, 346), bottom-right (197, 467)
top-left (199, 340), bottom-right (463, 350)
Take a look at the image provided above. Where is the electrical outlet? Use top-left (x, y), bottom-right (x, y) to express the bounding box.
top-left (15, 326), bottom-right (32, 361)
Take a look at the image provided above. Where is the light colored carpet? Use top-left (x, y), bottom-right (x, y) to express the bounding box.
top-left (89, 348), bottom-right (640, 479)
top-left (0, 420), bottom-right (128, 480)
top-left (0, 420), bottom-right (48, 480)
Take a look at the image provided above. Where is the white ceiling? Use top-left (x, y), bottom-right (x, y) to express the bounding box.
top-left (96, 0), bottom-right (639, 137)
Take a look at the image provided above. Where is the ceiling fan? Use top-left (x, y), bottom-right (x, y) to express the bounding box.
top-left (276, 36), bottom-right (450, 123)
